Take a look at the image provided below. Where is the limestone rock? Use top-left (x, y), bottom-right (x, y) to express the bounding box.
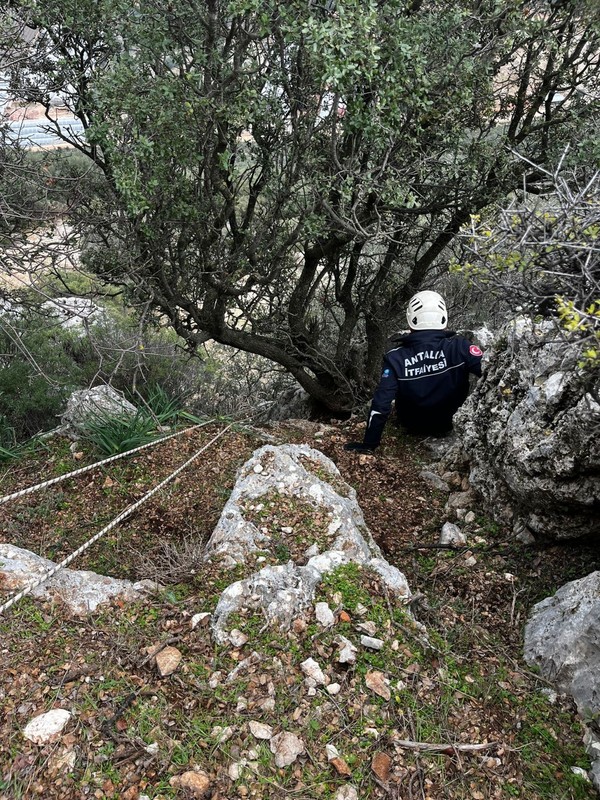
top-left (23, 709), bottom-right (71, 745)
top-left (336, 635), bottom-right (358, 665)
top-left (249, 721), bottom-right (273, 740)
top-left (206, 445), bottom-right (411, 643)
top-left (315, 601), bottom-right (335, 627)
top-left (155, 646), bottom-right (182, 677)
top-left (439, 522), bottom-right (466, 547)
top-left (61, 385), bottom-right (137, 439)
top-left (270, 731), bottom-right (305, 767)
top-left (0, 544), bottom-right (151, 615)
top-left (419, 470), bottom-right (450, 492)
top-left (455, 317), bottom-right (599, 540)
top-left (169, 770), bottom-right (211, 797)
top-left (524, 571), bottom-right (600, 789)
top-left (41, 297), bottom-right (104, 331)
top-left (360, 636), bottom-right (384, 650)
top-left (300, 657), bottom-right (327, 685)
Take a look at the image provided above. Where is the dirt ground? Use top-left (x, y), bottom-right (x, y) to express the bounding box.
top-left (0, 419), bottom-right (598, 800)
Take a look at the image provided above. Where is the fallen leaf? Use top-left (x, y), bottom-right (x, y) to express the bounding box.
top-left (365, 671), bottom-right (391, 701)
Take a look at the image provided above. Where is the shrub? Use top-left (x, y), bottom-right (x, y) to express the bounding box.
top-left (80, 410), bottom-right (159, 455)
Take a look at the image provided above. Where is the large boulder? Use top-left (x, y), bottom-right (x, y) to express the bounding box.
top-left (455, 317), bottom-right (600, 540)
top-left (524, 571), bottom-right (600, 790)
top-left (61, 385), bottom-right (137, 439)
top-left (204, 444), bottom-right (411, 643)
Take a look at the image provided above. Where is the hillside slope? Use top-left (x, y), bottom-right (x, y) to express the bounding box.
top-left (0, 420), bottom-right (598, 800)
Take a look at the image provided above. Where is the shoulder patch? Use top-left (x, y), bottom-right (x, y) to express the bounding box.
top-left (469, 345), bottom-right (483, 357)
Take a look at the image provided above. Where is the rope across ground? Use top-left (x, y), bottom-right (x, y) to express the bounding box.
top-left (0, 420), bottom-right (598, 800)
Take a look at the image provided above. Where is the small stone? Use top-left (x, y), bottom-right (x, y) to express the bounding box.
top-left (360, 636), bottom-right (384, 650)
top-left (304, 543), bottom-right (320, 558)
top-left (365, 671), bottom-right (391, 701)
top-left (514, 522), bottom-right (536, 545)
top-left (212, 725), bottom-right (234, 743)
top-left (355, 603), bottom-right (368, 616)
top-left (270, 731), bottom-right (305, 767)
top-left (356, 621), bottom-right (377, 636)
top-left (229, 762), bottom-right (243, 780)
top-left (208, 671), bottom-right (222, 688)
top-left (326, 744), bottom-right (340, 761)
top-left (464, 555), bottom-right (477, 567)
top-left (541, 688), bottom-right (557, 704)
top-left (23, 709), bottom-right (71, 745)
top-left (281, 526), bottom-right (293, 534)
top-left (334, 786), bottom-right (359, 800)
top-left (464, 511), bottom-right (476, 524)
top-left (249, 721), bottom-right (273, 740)
top-left (315, 602), bottom-right (335, 627)
top-left (169, 770), bottom-right (211, 797)
top-left (419, 470), bottom-right (450, 492)
top-left (336, 635), bottom-right (358, 665)
top-left (326, 683), bottom-right (341, 696)
top-left (300, 657), bottom-right (327, 685)
top-left (155, 646), bottom-right (182, 677)
top-left (257, 696), bottom-right (276, 712)
top-left (253, 464), bottom-right (264, 474)
top-left (236, 697), bottom-right (248, 712)
top-left (144, 742), bottom-right (159, 755)
top-left (229, 629), bottom-right (249, 647)
top-left (571, 767), bottom-right (591, 782)
top-left (364, 727), bottom-right (380, 738)
top-left (439, 522), bottom-right (466, 547)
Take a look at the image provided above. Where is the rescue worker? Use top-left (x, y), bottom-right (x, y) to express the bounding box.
top-left (344, 290), bottom-right (483, 453)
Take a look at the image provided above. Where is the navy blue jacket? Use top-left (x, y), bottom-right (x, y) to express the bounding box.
top-left (364, 330), bottom-right (483, 445)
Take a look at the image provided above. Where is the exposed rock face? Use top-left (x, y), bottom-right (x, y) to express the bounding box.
top-left (524, 571), bottom-right (600, 790)
top-left (41, 297), bottom-right (104, 331)
top-left (455, 317), bottom-right (599, 540)
top-left (61, 385), bottom-right (137, 439)
top-left (0, 544), bottom-right (153, 614)
top-left (205, 445), bottom-right (411, 643)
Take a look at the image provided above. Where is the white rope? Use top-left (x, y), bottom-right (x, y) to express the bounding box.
top-left (0, 423), bottom-right (234, 615)
top-left (0, 421), bottom-right (214, 507)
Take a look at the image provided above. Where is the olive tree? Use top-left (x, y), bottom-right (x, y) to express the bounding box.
top-left (4, 0), bottom-right (600, 412)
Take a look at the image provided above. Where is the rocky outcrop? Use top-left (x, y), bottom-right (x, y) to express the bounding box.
top-left (204, 444), bottom-right (412, 643)
top-left (61, 385), bottom-right (137, 439)
top-left (455, 317), bottom-right (599, 540)
top-left (0, 544), bottom-right (154, 614)
top-left (524, 571), bottom-right (600, 791)
top-left (41, 297), bottom-right (104, 331)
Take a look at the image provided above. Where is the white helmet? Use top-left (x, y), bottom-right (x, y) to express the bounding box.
top-left (406, 290), bottom-right (448, 330)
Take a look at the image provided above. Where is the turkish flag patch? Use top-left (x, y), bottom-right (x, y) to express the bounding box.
top-left (469, 345), bottom-right (483, 356)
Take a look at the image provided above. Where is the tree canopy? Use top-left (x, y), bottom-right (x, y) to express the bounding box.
top-left (3, 0), bottom-right (600, 411)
